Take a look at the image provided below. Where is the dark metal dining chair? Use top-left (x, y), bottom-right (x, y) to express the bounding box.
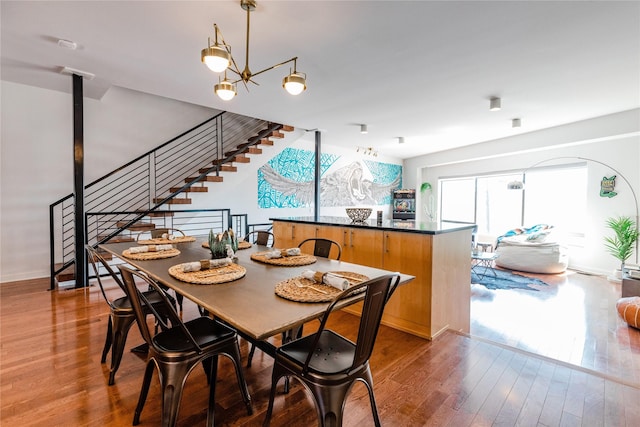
top-left (118, 265), bottom-right (253, 427)
top-left (85, 244), bottom-right (174, 385)
top-left (263, 274), bottom-right (400, 427)
top-left (244, 230), bottom-right (275, 247)
top-left (298, 237), bottom-right (342, 260)
top-left (247, 237), bottom-right (341, 368)
top-left (132, 228), bottom-right (186, 311)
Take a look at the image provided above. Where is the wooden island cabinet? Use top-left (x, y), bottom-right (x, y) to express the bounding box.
top-left (271, 217), bottom-right (474, 340)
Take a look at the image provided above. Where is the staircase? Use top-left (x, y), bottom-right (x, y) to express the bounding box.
top-left (50, 111), bottom-right (294, 288)
top-left (152, 126), bottom-right (292, 205)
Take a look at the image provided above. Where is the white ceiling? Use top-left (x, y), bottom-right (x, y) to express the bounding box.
top-left (2, 1), bottom-right (639, 159)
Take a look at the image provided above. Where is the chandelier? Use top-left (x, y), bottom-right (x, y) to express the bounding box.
top-left (201, 0), bottom-right (307, 101)
top-left (356, 146), bottom-right (378, 157)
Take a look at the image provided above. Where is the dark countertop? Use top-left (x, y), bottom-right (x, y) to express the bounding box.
top-left (270, 216), bottom-right (475, 235)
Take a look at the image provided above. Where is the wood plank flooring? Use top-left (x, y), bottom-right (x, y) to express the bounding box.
top-left (1, 271), bottom-right (639, 426)
top-left (470, 269), bottom-right (640, 388)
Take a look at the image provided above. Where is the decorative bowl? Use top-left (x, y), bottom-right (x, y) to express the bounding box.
top-left (345, 208), bottom-right (372, 223)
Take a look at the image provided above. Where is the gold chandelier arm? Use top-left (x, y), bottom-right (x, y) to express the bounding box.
top-left (249, 57), bottom-right (298, 79)
top-left (214, 24), bottom-right (243, 79)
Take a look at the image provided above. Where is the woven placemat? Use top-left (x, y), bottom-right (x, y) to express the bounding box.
top-left (250, 251), bottom-right (316, 266)
top-left (137, 236), bottom-right (196, 245)
top-left (122, 248), bottom-right (180, 260)
top-left (168, 263), bottom-right (246, 285)
top-left (201, 240), bottom-right (252, 250)
top-left (275, 271), bottom-right (369, 302)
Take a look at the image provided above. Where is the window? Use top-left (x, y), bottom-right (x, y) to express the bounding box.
top-left (440, 164), bottom-right (587, 238)
top-left (523, 166), bottom-right (587, 233)
top-left (476, 174), bottom-right (524, 235)
top-left (440, 179), bottom-right (475, 223)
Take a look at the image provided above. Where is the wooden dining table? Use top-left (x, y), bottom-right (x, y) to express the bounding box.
top-left (99, 240), bottom-right (414, 356)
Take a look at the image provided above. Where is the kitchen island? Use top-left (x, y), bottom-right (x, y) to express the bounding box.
top-left (271, 216), bottom-right (475, 339)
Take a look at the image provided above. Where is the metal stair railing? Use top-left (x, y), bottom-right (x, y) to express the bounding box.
top-left (86, 209), bottom-right (235, 246)
top-left (84, 209), bottom-right (259, 280)
top-left (50, 110), bottom-right (281, 289)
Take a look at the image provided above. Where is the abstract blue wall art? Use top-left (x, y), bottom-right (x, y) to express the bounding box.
top-left (258, 148), bottom-right (402, 208)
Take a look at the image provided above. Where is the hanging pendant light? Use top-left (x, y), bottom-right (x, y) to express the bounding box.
top-left (201, 24), bottom-right (231, 73)
top-left (282, 58), bottom-right (307, 95)
top-left (201, 0), bottom-right (307, 99)
top-left (215, 72), bottom-right (237, 100)
top-left (201, 43), bottom-right (231, 73)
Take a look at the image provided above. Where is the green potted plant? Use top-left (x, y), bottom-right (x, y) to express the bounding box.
top-left (604, 215), bottom-right (639, 280)
top-left (420, 182), bottom-right (435, 222)
top-left (208, 229), bottom-right (237, 259)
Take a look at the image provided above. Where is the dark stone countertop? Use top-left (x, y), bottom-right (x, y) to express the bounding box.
top-left (270, 216), bottom-right (475, 235)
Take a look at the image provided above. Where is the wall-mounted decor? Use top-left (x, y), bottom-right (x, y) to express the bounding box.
top-left (600, 175), bottom-right (617, 198)
top-left (258, 148), bottom-right (402, 208)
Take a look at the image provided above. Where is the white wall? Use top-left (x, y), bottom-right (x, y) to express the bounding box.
top-left (186, 134), bottom-right (403, 223)
top-left (0, 80), bottom-right (402, 282)
top-left (403, 109), bottom-right (640, 275)
top-left (1, 81), bottom-right (217, 282)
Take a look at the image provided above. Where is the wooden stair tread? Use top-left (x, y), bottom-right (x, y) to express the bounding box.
top-left (96, 235), bottom-right (134, 243)
top-left (247, 147), bottom-right (262, 155)
top-left (185, 176), bottom-right (223, 183)
top-left (233, 155), bottom-right (250, 163)
top-left (153, 197), bottom-right (192, 204)
top-left (140, 211), bottom-right (175, 217)
top-left (225, 149), bottom-right (248, 158)
top-left (170, 186), bottom-right (208, 193)
top-left (281, 125), bottom-right (294, 132)
top-left (220, 165), bottom-right (237, 172)
top-left (116, 221), bottom-right (155, 231)
top-left (54, 263), bottom-right (75, 282)
top-left (269, 131), bottom-right (284, 139)
top-left (259, 138), bottom-right (274, 146)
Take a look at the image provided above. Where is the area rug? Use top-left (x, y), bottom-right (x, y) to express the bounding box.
top-left (471, 269), bottom-right (550, 291)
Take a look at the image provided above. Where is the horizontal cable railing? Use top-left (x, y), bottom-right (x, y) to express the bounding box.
top-left (50, 110), bottom-right (282, 289)
top-left (85, 210), bottom-right (271, 281)
top-left (86, 209), bottom-right (230, 281)
top-left (86, 209), bottom-right (233, 245)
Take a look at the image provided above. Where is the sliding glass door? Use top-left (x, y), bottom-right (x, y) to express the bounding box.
top-left (440, 164), bottom-right (587, 238)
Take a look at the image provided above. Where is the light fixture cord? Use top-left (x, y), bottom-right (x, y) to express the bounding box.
top-left (243, 3), bottom-right (251, 80)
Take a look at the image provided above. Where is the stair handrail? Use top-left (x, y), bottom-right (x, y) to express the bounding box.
top-left (50, 111), bottom-right (278, 288)
top-left (153, 122), bottom-right (284, 206)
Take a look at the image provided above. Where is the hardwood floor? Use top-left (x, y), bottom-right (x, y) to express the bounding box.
top-left (470, 269), bottom-right (640, 388)
top-left (1, 271), bottom-right (639, 426)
